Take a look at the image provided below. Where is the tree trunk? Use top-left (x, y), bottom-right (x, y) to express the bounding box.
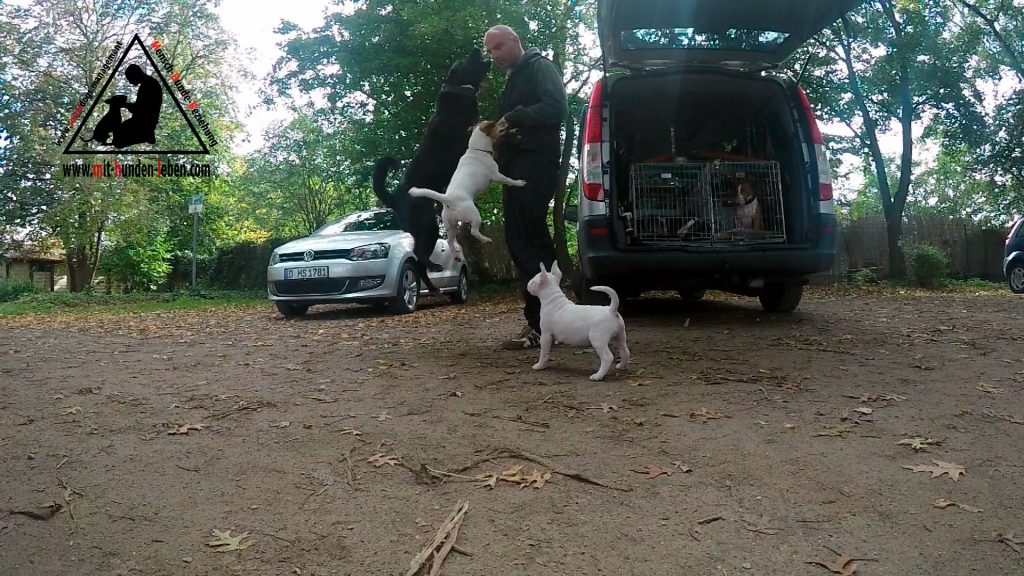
top-left (67, 245), bottom-right (92, 292)
top-left (553, 111), bottom-right (576, 279)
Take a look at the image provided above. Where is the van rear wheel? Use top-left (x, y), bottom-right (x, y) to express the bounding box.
top-left (759, 283), bottom-right (803, 313)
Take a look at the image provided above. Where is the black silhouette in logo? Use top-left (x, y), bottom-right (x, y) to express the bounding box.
top-left (79, 94), bottom-right (128, 145)
top-left (80, 64), bottom-right (163, 149)
top-left (64, 34), bottom-right (209, 155)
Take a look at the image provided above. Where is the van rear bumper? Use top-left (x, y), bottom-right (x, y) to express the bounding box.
top-left (577, 215), bottom-right (836, 286)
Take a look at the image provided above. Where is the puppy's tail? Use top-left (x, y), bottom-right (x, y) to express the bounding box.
top-left (408, 187), bottom-right (448, 206)
top-left (372, 157), bottom-right (400, 210)
top-left (589, 286), bottom-right (619, 315)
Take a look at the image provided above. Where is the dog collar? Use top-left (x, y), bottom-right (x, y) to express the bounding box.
top-left (442, 83), bottom-right (477, 95)
top-left (471, 147), bottom-right (493, 155)
top-left (743, 195), bottom-right (756, 205)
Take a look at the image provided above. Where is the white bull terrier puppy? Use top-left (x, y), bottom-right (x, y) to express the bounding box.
top-left (526, 261), bottom-right (630, 381)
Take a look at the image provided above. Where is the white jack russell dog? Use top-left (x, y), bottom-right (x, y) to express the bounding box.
top-left (526, 261), bottom-right (630, 381)
top-left (408, 120), bottom-right (524, 259)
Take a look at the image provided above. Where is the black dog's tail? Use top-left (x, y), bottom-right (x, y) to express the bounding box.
top-left (372, 157), bottom-right (401, 210)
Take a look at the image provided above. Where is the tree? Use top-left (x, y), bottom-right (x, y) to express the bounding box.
top-left (796, 0), bottom-right (988, 278)
top-left (267, 0), bottom-right (599, 271)
top-left (0, 0), bottom-right (241, 291)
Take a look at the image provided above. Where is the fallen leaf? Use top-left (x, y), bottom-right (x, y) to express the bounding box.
top-left (206, 529), bottom-right (253, 552)
top-left (61, 406), bottom-right (82, 415)
top-left (671, 461), bottom-right (693, 473)
top-left (976, 383), bottom-right (1005, 394)
top-left (631, 464), bottom-right (671, 479)
top-left (338, 428), bottom-right (362, 436)
top-left (690, 408), bottom-right (729, 423)
top-left (896, 437), bottom-right (943, 451)
top-left (518, 469), bottom-right (552, 489)
top-left (853, 407), bottom-right (873, 415)
top-left (783, 423), bottom-right (797, 429)
top-left (167, 423), bottom-right (204, 435)
top-left (806, 550), bottom-right (858, 575)
top-left (373, 411), bottom-right (391, 422)
top-left (447, 390), bottom-right (463, 398)
top-left (366, 453), bottom-right (401, 468)
top-left (903, 460), bottom-right (966, 481)
top-left (474, 473), bottom-right (498, 489)
top-left (994, 531), bottom-right (1024, 553)
top-left (270, 421), bottom-right (291, 428)
top-left (933, 498), bottom-right (982, 513)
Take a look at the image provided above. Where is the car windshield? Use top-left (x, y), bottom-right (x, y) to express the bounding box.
top-left (313, 211), bottom-right (398, 235)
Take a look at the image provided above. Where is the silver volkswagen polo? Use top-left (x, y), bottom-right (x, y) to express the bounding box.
top-left (267, 209), bottom-right (468, 316)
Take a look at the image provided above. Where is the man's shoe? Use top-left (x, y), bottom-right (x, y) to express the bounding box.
top-left (501, 325), bottom-right (541, 350)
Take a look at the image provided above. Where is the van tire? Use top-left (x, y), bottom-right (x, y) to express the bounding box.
top-left (572, 265), bottom-right (609, 305)
top-left (759, 283), bottom-right (802, 313)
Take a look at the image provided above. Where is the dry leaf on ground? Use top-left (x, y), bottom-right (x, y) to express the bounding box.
top-left (982, 410), bottom-right (1024, 425)
top-left (976, 383), bottom-right (1005, 394)
top-left (806, 550), bottom-right (858, 575)
top-left (373, 411), bottom-right (392, 422)
top-left (474, 473), bottom-right (498, 489)
top-left (367, 453), bottom-right (401, 467)
top-left (206, 529), bottom-right (253, 552)
top-left (61, 406), bottom-right (83, 415)
top-left (933, 498), bottom-right (982, 513)
top-left (896, 437), bottom-right (943, 451)
top-left (994, 532), bottom-right (1024, 553)
top-left (631, 464), bottom-right (671, 479)
top-left (671, 461), bottom-right (693, 473)
top-left (270, 421), bottom-right (290, 428)
top-left (690, 408), bottom-right (729, 423)
top-left (338, 428), bottom-right (362, 436)
top-left (903, 460), bottom-right (966, 481)
top-left (168, 424), bottom-right (204, 435)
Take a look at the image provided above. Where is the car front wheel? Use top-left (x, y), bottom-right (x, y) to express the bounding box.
top-left (1009, 263), bottom-right (1024, 294)
top-left (389, 260), bottom-right (420, 314)
top-left (276, 301), bottom-right (309, 317)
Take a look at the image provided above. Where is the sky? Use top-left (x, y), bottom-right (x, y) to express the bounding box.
top-left (215, 0), bottom-right (336, 154)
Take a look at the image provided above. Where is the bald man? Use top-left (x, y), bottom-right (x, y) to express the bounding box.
top-left (484, 25), bottom-right (568, 350)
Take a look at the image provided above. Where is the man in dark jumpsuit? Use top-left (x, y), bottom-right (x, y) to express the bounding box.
top-left (113, 63), bottom-right (162, 148)
top-left (483, 25), bottom-right (568, 349)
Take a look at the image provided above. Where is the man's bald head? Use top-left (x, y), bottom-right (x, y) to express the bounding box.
top-left (484, 24), bottom-right (524, 71)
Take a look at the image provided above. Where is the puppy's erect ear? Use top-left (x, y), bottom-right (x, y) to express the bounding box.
top-left (550, 261), bottom-right (561, 278)
top-left (479, 120), bottom-right (498, 138)
top-left (539, 262), bottom-right (548, 275)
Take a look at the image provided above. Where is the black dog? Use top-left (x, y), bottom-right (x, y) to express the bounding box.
top-left (80, 94), bottom-right (129, 145)
top-left (373, 47), bottom-right (491, 293)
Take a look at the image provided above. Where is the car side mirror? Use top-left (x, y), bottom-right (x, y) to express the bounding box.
top-left (565, 204), bottom-right (578, 223)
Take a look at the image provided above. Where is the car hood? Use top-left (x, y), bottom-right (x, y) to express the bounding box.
top-left (276, 230), bottom-right (409, 254)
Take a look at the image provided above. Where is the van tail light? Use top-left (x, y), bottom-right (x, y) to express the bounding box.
top-left (582, 79), bottom-right (604, 202)
top-left (797, 85), bottom-right (833, 202)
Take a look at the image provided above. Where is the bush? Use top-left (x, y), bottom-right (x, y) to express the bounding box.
top-left (207, 238), bottom-right (291, 290)
top-left (904, 244), bottom-right (949, 288)
top-left (0, 281), bottom-right (37, 302)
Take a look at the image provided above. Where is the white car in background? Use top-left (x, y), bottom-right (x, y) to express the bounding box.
top-left (267, 209), bottom-right (468, 316)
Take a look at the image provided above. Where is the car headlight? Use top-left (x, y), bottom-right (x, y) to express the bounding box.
top-left (270, 251), bottom-right (280, 265)
top-left (349, 243), bottom-right (390, 261)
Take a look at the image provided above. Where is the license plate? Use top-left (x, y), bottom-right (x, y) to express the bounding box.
top-left (284, 266), bottom-right (329, 280)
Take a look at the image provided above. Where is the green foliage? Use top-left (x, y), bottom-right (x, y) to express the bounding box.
top-left (100, 230), bottom-right (173, 292)
top-left (0, 281), bottom-right (38, 302)
top-left (207, 238), bottom-right (291, 291)
top-left (0, 289), bottom-right (262, 316)
top-left (903, 243), bottom-right (949, 288)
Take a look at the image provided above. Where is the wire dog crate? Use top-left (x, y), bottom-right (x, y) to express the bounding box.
top-left (626, 161), bottom-right (787, 246)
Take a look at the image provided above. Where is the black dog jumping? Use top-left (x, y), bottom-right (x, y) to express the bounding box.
top-left (373, 47), bottom-right (491, 293)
